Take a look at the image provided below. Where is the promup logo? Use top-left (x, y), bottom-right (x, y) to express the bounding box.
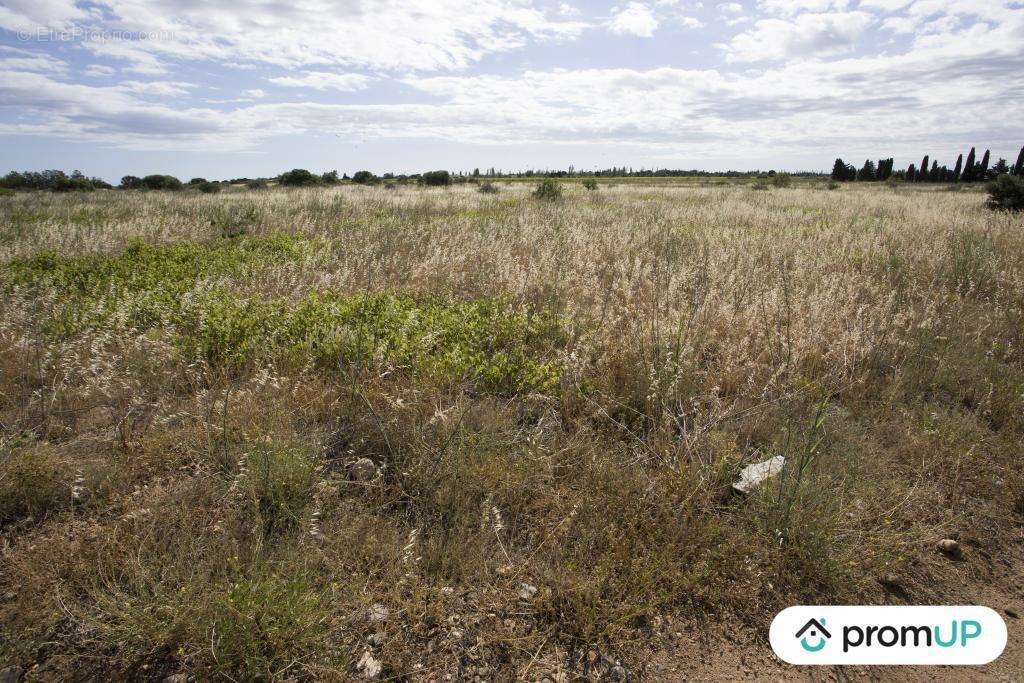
top-left (770, 606), bottom-right (1006, 665)
top-left (795, 618), bottom-right (831, 653)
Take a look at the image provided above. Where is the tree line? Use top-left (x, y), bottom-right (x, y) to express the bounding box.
top-left (832, 145), bottom-right (1024, 183)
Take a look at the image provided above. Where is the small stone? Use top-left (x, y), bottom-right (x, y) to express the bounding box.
top-left (350, 458), bottom-right (377, 481)
top-left (879, 573), bottom-right (900, 587)
top-left (732, 456), bottom-right (785, 495)
top-left (518, 582), bottom-right (538, 600)
top-left (357, 650), bottom-right (383, 679)
top-left (368, 603), bottom-right (389, 623)
top-left (367, 632), bottom-right (384, 647)
top-left (937, 539), bottom-right (962, 558)
top-left (0, 667), bottom-right (22, 683)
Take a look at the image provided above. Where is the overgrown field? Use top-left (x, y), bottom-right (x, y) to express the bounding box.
top-left (1, 181), bottom-right (1022, 680)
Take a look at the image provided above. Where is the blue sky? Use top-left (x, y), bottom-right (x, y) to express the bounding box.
top-left (1, 0), bottom-right (1022, 181)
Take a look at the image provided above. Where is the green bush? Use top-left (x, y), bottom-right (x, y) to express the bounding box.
top-left (771, 173), bottom-right (792, 188)
top-left (351, 171), bottom-right (376, 185)
top-left (533, 178), bottom-right (562, 201)
top-left (421, 170), bottom-right (451, 187)
top-left (278, 169), bottom-right (320, 187)
top-left (242, 443), bottom-right (317, 534)
top-left (0, 444), bottom-right (66, 526)
top-left (582, 178), bottom-right (598, 191)
top-left (986, 174), bottom-right (1024, 211)
top-left (477, 182), bottom-right (499, 194)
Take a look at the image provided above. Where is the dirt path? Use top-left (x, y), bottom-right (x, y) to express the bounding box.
top-left (645, 536), bottom-right (1024, 681)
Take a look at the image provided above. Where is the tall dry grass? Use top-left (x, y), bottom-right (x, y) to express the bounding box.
top-left (1, 181), bottom-right (1022, 679)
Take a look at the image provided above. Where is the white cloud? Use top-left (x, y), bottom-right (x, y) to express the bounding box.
top-left (608, 2), bottom-right (660, 37)
top-left (242, 88), bottom-right (266, 98)
top-left (858, 0), bottom-right (915, 10)
top-left (116, 80), bottom-right (194, 96)
top-left (0, 47), bottom-right (66, 72)
top-left (679, 16), bottom-right (704, 28)
top-left (725, 11), bottom-right (875, 61)
top-left (719, 3), bottom-right (743, 15)
top-left (268, 72), bottom-right (372, 92)
top-left (82, 64), bottom-right (116, 77)
top-left (758, 0), bottom-right (849, 15)
top-left (0, 0), bottom-right (588, 74)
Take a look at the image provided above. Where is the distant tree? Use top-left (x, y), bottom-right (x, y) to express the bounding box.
top-left (876, 158), bottom-right (894, 181)
top-left (120, 175), bottom-right (143, 189)
top-left (140, 174), bottom-right (183, 190)
top-left (918, 155), bottom-right (929, 182)
top-left (321, 170), bottom-right (340, 184)
top-left (857, 159), bottom-right (877, 181)
top-left (188, 177), bottom-right (208, 185)
top-left (1014, 146), bottom-right (1024, 176)
top-left (979, 149), bottom-right (991, 179)
top-left (991, 158), bottom-right (1010, 176)
top-left (952, 154), bottom-right (963, 182)
top-left (279, 168), bottom-right (320, 186)
top-left (421, 170), bottom-right (451, 186)
top-left (351, 170), bottom-right (376, 184)
top-left (831, 158), bottom-right (857, 182)
top-left (906, 163), bottom-right (917, 182)
top-left (830, 158), bottom-right (846, 181)
top-left (962, 147), bottom-right (977, 182)
top-left (929, 160), bottom-right (940, 182)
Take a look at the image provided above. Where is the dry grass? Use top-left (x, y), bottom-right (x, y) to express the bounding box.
top-left (1, 181), bottom-right (1022, 680)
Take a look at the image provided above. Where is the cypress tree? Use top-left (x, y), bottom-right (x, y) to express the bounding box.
top-left (979, 149), bottom-right (990, 180)
top-left (929, 160), bottom-right (940, 182)
top-left (1014, 146), bottom-right (1024, 176)
top-left (963, 147), bottom-right (976, 182)
top-left (907, 163), bottom-right (917, 182)
top-left (953, 154), bottom-right (963, 182)
top-left (831, 158), bottom-right (848, 182)
top-left (919, 155), bottom-right (930, 182)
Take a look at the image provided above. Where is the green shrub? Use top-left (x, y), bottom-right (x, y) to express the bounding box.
top-left (421, 170), bottom-right (451, 187)
top-left (533, 178), bottom-right (562, 201)
top-left (242, 444), bottom-right (317, 534)
top-left (246, 179), bottom-right (268, 191)
top-left (0, 444), bottom-right (66, 526)
top-left (986, 174), bottom-right (1024, 211)
top-left (140, 175), bottom-right (183, 191)
top-left (582, 178), bottom-right (598, 191)
top-left (351, 171), bottom-right (376, 185)
top-left (204, 572), bottom-right (333, 678)
top-left (278, 169), bottom-right (320, 187)
top-left (477, 182), bottom-right (499, 194)
top-left (771, 173), bottom-right (792, 188)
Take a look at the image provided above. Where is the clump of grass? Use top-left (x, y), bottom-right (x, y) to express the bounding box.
top-left (0, 442), bottom-right (66, 526)
top-left (477, 181), bottom-right (499, 194)
top-left (237, 442), bottom-right (318, 534)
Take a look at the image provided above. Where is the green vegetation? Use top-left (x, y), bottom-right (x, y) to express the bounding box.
top-left (986, 173), bottom-right (1024, 211)
top-left (533, 177), bottom-right (563, 200)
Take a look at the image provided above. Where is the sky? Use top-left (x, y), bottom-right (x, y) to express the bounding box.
top-left (1, 0), bottom-right (1022, 181)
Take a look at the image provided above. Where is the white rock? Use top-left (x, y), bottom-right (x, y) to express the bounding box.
top-left (368, 603), bottom-right (389, 623)
top-left (357, 650), bottom-right (383, 679)
top-left (518, 582), bottom-right (538, 600)
top-left (732, 456), bottom-right (785, 495)
top-left (350, 458), bottom-right (377, 481)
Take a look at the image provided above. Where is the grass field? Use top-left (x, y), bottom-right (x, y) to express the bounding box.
top-left (1, 180), bottom-right (1022, 680)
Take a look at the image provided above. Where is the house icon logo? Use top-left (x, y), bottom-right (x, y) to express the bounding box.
top-left (796, 618), bottom-right (831, 653)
